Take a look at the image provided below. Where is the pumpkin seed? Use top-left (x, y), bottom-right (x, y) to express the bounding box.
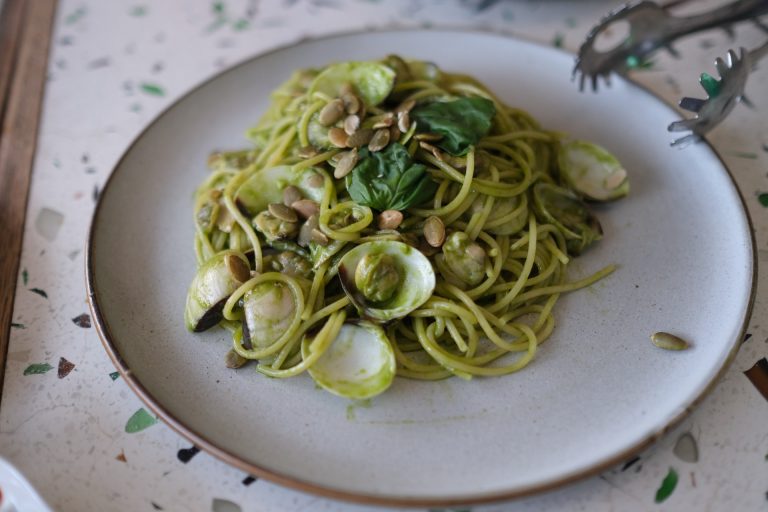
top-left (318, 99), bottom-right (346, 126)
top-left (651, 332), bottom-right (690, 351)
top-left (423, 216), bottom-right (446, 247)
top-left (225, 349), bottom-right (248, 369)
top-left (311, 228), bottom-right (330, 246)
top-left (209, 189), bottom-right (222, 200)
top-left (395, 99), bottom-right (416, 113)
top-left (341, 92), bottom-right (361, 114)
top-left (343, 114), bottom-right (361, 135)
top-left (298, 215), bottom-right (319, 247)
top-left (328, 127), bottom-right (349, 148)
top-left (397, 111), bottom-right (410, 133)
top-left (225, 254), bottom-right (251, 283)
top-left (378, 210), bottom-right (404, 230)
top-left (389, 125), bottom-right (401, 142)
top-left (372, 113), bottom-right (394, 129)
top-left (368, 129), bottom-right (390, 152)
top-left (291, 199), bottom-right (320, 219)
top-left (346, 128), bottom-right (374, 148)
top-left (298, 145), bottom-right (320, 158)
top-left (334, 150), bottom-right (359, 179)
top-left (282, 185), bottom-right (302, 207)
top-left (307, 173), bottom-right (325, 189)
top-left (268, 202), bottom-right (298, 223)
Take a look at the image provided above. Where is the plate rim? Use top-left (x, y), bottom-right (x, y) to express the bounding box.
top-left (84, 27), bottom-right (758, 507)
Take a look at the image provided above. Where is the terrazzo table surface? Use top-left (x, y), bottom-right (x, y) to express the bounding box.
top-left (1, 1), bottom-right (767, 511)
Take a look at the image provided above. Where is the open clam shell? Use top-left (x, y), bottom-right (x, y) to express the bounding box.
top-left (235, 165), bottom-right (327, 216)
top-left (532, 182), bottom-right (603, 255)
top-left (338, 241), bottom-right (435, 322)
top-left (558, 140), bottom-right (629, 202)
top-left (184, 251), bottom-right (250, 332)
top-left (306, 322), bottom-right (396, 400)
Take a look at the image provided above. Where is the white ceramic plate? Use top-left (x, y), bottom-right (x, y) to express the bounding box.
top-left (86, 30), bottom-right (755, 506)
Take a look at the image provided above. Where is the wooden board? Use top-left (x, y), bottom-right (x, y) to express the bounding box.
top-left (0, 0), bottom-right (58, 406)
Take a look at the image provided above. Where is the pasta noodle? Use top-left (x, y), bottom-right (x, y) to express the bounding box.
top-left (186, 56), bottom-right (624, 396)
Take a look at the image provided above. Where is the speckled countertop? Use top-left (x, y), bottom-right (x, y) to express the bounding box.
top-left (1, 1), bottom-right (767, 511)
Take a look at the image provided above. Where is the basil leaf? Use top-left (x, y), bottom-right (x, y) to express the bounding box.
top-left (410, 97), bottom-right (496, 155)
top-left (345, 143), bottom-right (436, 211)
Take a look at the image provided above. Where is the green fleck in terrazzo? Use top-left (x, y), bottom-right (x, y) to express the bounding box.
top-left (30, 288), bottom-right (48, 298)
top-left (11, 322), bottom-right (25, 329)
top-left (65, 6), bottom-right (88, 25)
top-left (23, 363), bottom-right (54, 376)
top-left (655, 467), bottom-right (678, 503)
top-left (129, 5), bottom-right (147, 16)
top-left (177, 446), bottom-right (200, 463)
top-left (125, 408), bottom-right (158, 433)
top-left (673, 432), bottom-right (699, 463)
top-left (758, 193), bottom-right (768, 207)
top-left (109, 371), bottom-right (120, 381)
top-left (72, 313), bottom-right (91, 328)
top-left (552, 33), bottom-right (564, 48)
top-left (21, 268), bottom-right (28, 286)
top-left (58, 357), bottom-right (76, 378)
top-left (140, 83), bottom-right (165, 97)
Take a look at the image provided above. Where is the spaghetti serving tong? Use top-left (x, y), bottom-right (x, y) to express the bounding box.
top-left (573, 0), bottom-right (768, 146)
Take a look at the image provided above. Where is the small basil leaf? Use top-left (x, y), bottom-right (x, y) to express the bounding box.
top-left (410, 97), bottom-right (496, 155)
top-left (345, 143), bottom-right (436, 211)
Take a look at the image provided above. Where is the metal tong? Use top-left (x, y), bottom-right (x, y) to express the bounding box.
top-left (573, 0), bottom-right (768, 146)
top-left (668, 39), bottom-right (768, 146)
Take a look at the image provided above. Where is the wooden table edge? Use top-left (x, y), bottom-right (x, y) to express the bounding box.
top-left (0, 0), bottom-right (59, 408)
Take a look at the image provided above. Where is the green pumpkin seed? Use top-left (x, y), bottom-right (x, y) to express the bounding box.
top-left (282, 185), bottom-right (302, 207)
top-left (268, 202), bottom-right (299, 223)
top-left (291, 199), bottom-right (320, 219)
top-left (651, 332), bottom-right (690, 351)
top-left (311, 228), bottom-right (330, 246)
top-left (225, 254), bottom-right (251, 283)
top-left (346, 128), bottom-right (374, 148)
top-left (318, 99), bottom-right (346, 126)
top-left (378, 210), bottom-right (403, 230)
top-left (341, 92), bottom-right (361, 114)
top-left (225, 349), bottom-right (248, 369)
top-left (343, 114), bottom-right (361, 135)
top-left (328, 127), bottom-right (349, 148)
top-left (298, 145), bottom-right (320, 159)
top-left (397, 110), bottom-right (410, 133)
top-left (424, 216), bottom-right (446, 247)
top-left (372, 113), bottom-right (394, 129)
top-left (334, 150), bottom-right (359, 179)
top-left (368, 129), bottom-right (390, 152)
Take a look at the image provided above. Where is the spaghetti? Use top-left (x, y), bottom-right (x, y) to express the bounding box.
top-left (186, 56), bottom-right (625, 395)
